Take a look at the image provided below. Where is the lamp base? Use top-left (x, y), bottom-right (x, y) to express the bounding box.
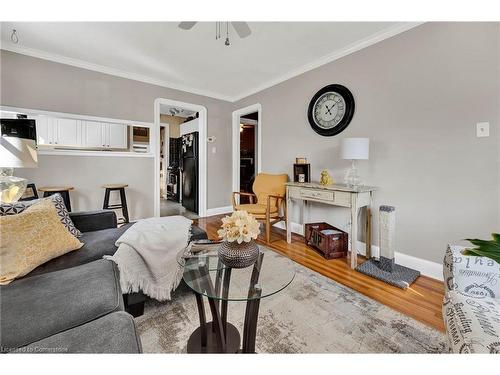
top-left (344, 159), bottom-right (362, 187)
top-left (0, 168), bottom-right (27, 203)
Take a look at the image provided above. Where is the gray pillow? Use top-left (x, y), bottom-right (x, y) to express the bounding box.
top-left (0, 194), bottom-right (82, 237)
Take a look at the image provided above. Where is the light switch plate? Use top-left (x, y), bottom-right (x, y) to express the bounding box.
top-left (476, 122), bottom-right (489, 137)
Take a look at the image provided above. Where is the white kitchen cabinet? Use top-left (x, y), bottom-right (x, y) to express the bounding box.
top-left (82, 121), bottom-right (105, 147)
top-left (54, 118), bottom-right (80, 146)
top-left (106, 123), bottom-right (128, 149)
top-left (35, 116), bottom-right (127, 149)
top-left (35, 115), bottom-right (53, 145)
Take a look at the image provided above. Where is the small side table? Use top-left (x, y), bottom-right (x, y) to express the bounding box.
top-left (180, 246), bottom-right (295, 353)
top-left (38, 186), bottom-right (74, 212)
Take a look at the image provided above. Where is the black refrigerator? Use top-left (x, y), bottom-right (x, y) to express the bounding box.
top-left (181, 131), bottom-right (199, 213)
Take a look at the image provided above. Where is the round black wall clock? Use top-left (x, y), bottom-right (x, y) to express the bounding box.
top-left (307, 84), bottom-right (355, 136)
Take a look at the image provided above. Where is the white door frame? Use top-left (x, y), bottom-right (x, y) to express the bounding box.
top-left (154, 98), bottom-right (208, 218)
top-left (232, 103), bottom-right (262, 195)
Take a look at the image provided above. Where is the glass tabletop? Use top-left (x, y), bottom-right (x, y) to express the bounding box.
top-left (179, 245), bottom-right (295, 301)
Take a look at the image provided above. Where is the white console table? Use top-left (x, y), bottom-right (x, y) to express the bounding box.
top-left (285, 182), bottom-right (376, 269)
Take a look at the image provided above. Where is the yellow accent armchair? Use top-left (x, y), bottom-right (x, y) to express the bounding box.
top-left (232, 173), bottom-right (288, 243)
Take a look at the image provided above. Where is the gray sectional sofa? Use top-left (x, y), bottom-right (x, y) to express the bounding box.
top-left (0, 209), bottom-right (207, 353)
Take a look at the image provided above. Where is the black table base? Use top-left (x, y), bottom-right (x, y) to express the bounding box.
top-left (186, 252), bottom-right (264, 354)
top-left (187, 322), bottom-right (240, 354)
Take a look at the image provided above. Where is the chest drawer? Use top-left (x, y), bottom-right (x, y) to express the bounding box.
top-left (300, 189), bottom-right (334, 201)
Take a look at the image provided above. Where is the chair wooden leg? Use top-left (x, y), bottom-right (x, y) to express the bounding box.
top-left (265, 217), bottom-right (271, 243)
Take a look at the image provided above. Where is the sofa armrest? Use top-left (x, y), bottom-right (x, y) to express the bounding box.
top-left (69, 210), bottom-right (117, 232)
top-left (444, 245), bottom-right (500, 298)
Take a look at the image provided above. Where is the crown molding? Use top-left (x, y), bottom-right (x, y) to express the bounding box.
top-left (231, 22), bottom-right (424, 102)
top-left (1, 22), bottom-right (423, 103)
top-left (0, 44), bottom-right (234, 102)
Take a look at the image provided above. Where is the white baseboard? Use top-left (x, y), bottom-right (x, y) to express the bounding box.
top-left (205, 205), bottom-right (233, 217)
top-left (275, 221), bottom-right (443, 281)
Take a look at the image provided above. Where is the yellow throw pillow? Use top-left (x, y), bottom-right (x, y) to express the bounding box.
top-left (0, 199), bottom-right (83, 285)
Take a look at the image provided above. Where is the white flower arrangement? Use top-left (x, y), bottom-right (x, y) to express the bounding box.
top-left (217, 210), bottom-right (260, 244)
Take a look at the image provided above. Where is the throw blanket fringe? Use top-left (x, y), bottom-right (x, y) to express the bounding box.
top-left (104, 216), bottom-right (193, 301)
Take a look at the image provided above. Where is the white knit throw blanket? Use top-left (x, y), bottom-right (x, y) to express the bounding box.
top-left (104, 215), bottom-right (193, 301)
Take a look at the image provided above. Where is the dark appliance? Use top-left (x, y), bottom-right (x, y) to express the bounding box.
top-left (1, 118), bottom-right (37, 141)
top-left (181, 132), bottom-right (199, 213)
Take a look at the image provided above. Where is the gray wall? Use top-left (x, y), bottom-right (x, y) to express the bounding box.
top-left (233, 22), bottom-right (500, 263)
top-left (0, 50), bottom-right (233, 210)
top-left (16, 155), bottom-right (155, 220)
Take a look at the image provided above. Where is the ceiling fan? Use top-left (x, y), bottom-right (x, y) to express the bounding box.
top-left (178, 22), bottom-right (251, 46)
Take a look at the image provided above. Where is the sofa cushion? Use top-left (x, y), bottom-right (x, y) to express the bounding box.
top-left (26, 223), bottom-right (134, 278)
top-left (0, 259), bottom-right (123, 351)
top-left (26, 223), bottom-right (207, 278)
top-left (15, 312), bottom-right (142, 353)
top-left (443, 290), bottom-right (500, 353)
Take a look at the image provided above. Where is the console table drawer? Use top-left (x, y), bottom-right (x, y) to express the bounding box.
top-left (300, 189), bottom-right (334, 201)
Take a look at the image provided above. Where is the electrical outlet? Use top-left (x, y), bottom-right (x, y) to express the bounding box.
top-left (212, 146), bottom-right (217, 154)
top-left (476, 122), bottom-right (490, 138)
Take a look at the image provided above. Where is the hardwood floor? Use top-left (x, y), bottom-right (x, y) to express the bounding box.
top-left (194, 214), bottom-right (445, 332)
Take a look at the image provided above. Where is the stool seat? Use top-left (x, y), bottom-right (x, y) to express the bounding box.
top-left (102, 184), bottom-right (129, 224)
top-left (38, 186), bottom-right (74, 212)
top-left (101, 184), bottom-right (129, 189)
top-left (39, 186), bottom-right (75, 192)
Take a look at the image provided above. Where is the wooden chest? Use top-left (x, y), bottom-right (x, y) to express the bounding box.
top-left (304, 222), bottom-right (348, 259)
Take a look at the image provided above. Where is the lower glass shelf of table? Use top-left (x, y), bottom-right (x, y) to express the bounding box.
top-left (179, 245), bottom-right (296, 353)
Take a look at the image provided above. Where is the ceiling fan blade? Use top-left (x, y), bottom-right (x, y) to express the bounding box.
top-left (231, 22), bottom-right (251, 38)
top-left (178, 22), bottom-right (197, 30)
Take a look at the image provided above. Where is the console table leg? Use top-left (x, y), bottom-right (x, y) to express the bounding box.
top-left (286, 188), bottom-right (292, 243)
top-left (350, 195), bottom-right (358, 269)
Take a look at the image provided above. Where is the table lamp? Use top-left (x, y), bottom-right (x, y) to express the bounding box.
top-left (0, 119), bottom-right (38, 203)
top-left (340, 137), bottom-right (369, 187)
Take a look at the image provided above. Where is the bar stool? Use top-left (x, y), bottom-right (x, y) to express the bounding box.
top-left (102, 184), bottom-right (129, 224)
top-left (38, 186), bottom-right (74, 212)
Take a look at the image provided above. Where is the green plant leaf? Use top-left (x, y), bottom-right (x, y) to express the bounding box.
top-left (464, 233), bottom-right (500, 264)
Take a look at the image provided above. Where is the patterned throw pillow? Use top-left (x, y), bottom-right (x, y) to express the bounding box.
top-left (0, 199), bottom-right (83, 285)
top-left (0, 194), bottom-right (82, 237)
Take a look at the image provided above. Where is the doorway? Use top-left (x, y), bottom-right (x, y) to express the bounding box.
top-left (154, 98), bottom-right (207, 218)
top-left (232, 104), bottom-right (262, 203)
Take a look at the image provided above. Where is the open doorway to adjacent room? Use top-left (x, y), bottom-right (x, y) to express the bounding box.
top-left (155, 99), bottom-right (207, 219)
top-left (232, 104), bottom-right (262, 204)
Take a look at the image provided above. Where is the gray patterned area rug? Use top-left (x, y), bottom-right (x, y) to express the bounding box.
top-left (135, 252), bottom-right (446, 353)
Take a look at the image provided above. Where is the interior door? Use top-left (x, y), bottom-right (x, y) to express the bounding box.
top-left (107, 123), bottom-right (127, 149)
top-left (82, 121), bottom-right (104, 147)
top-left (55, 118), bottom-right (79, 146)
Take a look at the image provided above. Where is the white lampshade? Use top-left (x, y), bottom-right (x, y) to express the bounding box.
top-left (340, 138), bottom-right (369, 160)
top-left (0, 137), bottom-right (38, 168)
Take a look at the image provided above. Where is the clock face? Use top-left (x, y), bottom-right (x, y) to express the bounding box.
top-left (313, 92), bottom-right (346, 129)
top-left (307, 84), bottom-right (355, 137)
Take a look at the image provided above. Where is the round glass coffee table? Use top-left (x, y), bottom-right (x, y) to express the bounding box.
top-left (180, 246), bottom-right (295, 353)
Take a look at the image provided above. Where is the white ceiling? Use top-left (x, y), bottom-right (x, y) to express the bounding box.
top-left (0, 22), bottom-right (419, 101)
